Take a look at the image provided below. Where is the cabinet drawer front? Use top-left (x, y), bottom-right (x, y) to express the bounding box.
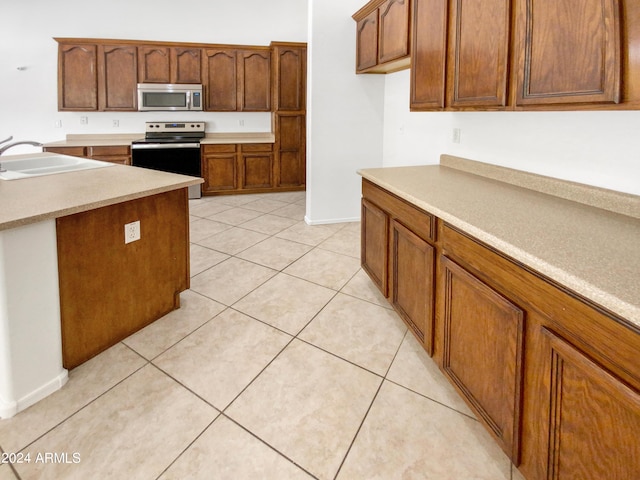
top-left (44, 146), bottom-right (87, 157)
top-left (362, 179), bottom-right (434, 242)
top-left (88, 145), bottom-right (130, 156)
top-left (241, 143), bottom-right (273, 152)
top-left (202, 144), bottom-right (237, 153)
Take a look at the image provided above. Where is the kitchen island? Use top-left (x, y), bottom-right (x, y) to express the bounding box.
top-left (0, 153), bottom-right (202, 418)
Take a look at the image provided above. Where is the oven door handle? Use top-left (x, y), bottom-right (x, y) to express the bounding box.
top-left (131, 143), bottom-right (201, 149)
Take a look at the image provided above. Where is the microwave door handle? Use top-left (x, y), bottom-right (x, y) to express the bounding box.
top-left (186, 91), bottom-right (191, 110)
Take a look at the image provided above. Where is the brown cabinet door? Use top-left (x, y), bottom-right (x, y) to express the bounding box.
top-left (138, 46), bottom-right (171, 83)
top-left (446, 0), bottom-right (511, 108)
top-left (272, 44), bottom-right (306, 112)
top-left (43, 146), bottom-right (88, 158)
top-left (98, 45), bottom-right (137, 111)
top-left (356, 9), bottom-right (379, 72)
top-left (410, 0), bottom-right (447, 110)
top-left (439, 256), bottom-right (524, 462)
top-left (274, 114), bottom-right (306, 187)
top-left (390, 220), bottom-right (434, 353)
top-left (535, 329), bottom-right (640, 479)
top-left (172, 47), bottom-right (202, 84)
top-left (378, 0), bottom-right (411, 64)
top-left (361, 198), bottom-right (389, 296)
top-left (58, 44), bottom-right (98, 111)
top-left (514, 0), bottom-right (621, 106)
top-left (204, 49), bottom-right (238, 111)
top-left (238, 49), bottom-right (271, 111)
top-left (202, 145), bottom-right (238, 192)
top-left (241, 151), bottom-right (273, 189)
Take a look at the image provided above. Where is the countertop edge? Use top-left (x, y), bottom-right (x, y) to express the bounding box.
top-left (358, 164), bottom-right (640, 328)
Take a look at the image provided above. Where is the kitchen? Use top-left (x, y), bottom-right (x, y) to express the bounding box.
top-left (1, 0), bottom-right (640, 479)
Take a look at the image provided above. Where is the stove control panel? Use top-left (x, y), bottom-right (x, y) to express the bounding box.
top-left (144, 122), bottom-right (205, 134)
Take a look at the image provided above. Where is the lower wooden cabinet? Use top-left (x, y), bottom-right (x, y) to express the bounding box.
top-left (360, 179), bottom-right (640, 479)
top-left (43, 144), bottom-right (131, 165)
top-left (274, 113), bottom-right (306, 188)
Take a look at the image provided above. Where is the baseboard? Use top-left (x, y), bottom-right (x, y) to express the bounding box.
top-left (304, 215), bottom-right (360, 226)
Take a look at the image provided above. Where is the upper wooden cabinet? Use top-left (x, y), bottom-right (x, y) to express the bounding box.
top-left (354, 0), bottom-right (411, 73)
top-left (513, 0), bottom-right (621, 106)
top-left (446, 0), bottom-right (511, 108)
top-left (58, 43), bottom-right (98, 111)
top-left (138, 46), bottom-right (202, 84)
top-left (98, 44), bottom-right (138, 111)
top-left (271, 42), bottom-right (307, 112)
top-left (408, 0), bottom-right (640, 110)
top-left (203, 47), bottom-right (271, 112)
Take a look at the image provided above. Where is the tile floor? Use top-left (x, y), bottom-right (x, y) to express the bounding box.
top-left (0, 191), bottom-right (524, 480)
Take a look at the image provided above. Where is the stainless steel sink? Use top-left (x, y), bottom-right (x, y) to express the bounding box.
top-left (0, 154), bottom-right (114, 180)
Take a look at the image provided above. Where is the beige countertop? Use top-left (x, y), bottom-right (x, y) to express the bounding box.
top-left (358, 157), bottom-right (640, 328)
top-left (43, 132), bottom-right (275, 147)
top-left (0, 152), bottom-right (202, 231)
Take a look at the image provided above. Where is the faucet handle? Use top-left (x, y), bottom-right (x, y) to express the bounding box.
top-left (0, 136), bottom-right (13, 145)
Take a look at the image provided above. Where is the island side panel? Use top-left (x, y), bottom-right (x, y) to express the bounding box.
top-left (56, 188), bottom-right (190, 369)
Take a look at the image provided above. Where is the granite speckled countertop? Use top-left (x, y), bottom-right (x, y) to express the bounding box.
top-left (0, 152), bottom-right (202, 231)
top-left (358, 156), bottom-right (640, 328)
top-left (43, 132), bottom-right (275, 148)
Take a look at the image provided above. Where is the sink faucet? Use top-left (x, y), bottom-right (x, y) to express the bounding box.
top-left (0, 140), bottom-right (43, 156)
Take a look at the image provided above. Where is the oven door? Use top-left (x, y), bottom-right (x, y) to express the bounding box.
top-left (131, 143), bottom-right (202, 198)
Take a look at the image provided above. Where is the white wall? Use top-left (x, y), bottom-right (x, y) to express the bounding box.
top-left (383, 70), bottom-right (640, 196)
top-left (306, 0), bottom-right (385, 224)
top-left (0, 0), bottom-right (307, 151)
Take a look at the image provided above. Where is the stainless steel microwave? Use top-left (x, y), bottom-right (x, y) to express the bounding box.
top-left (137, 83), bottom-right (203, 111)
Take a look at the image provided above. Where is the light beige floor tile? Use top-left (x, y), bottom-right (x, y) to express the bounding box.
top-left (341, 268), bottom-right (391, 308)
top-left (14, 365), bottom-right (216, 480)
top-left (337, 380), bottom-right (511, 480)
top-left (216, 194), bottom-right (266, 207)
top-left (0, 343), bottom-right (146, 453)
top-left (276, 222), bottom-right (338, 246)
top-left (160, 416), bottom-right (312, 480)
top-left (197, 227), bottom-right (268, 255)
top-left (386, 333), bottom-right (475, 416)
top-left (190, 257), bottom-right (277, 305)
top-left (241, 198), bottom-right (290, 213)
top-left (270, 203), bottom-right (306, 220)
top-left (238, 213), bottom-right (298, 235)
top-left (299, 293), bottom-right (406, 375)
top-left (318, 225), bottom-right (361, 258)
top-left (206, 207), bottom-right (265, 226)
top-left (189, 201), bottom-right (233, 218)
top-left (155, 309), bottom-right (291, 410)
top-left (123, 290), bottom-right (226, 360)
top-left (189, 218), bottom-right (232, 243)
top-left (226, 339), bottom-right (382, 480)
top-left (0, 465), bottom-right (17, 480)
top-left (236, 237), bottom-right (312, 270)
top-left (234, 273), bottom-right (336, 335)
top-left (190, 244), bottom-right (230, 277)
top-left (262, 191), bottom-right (306, 203)
top-left (284, 248), bottom-right (361, 290)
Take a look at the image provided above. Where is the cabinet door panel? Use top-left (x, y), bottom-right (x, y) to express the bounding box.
top-left (390, 220), bottom-right (434, 352)
top-left (58, 44), bottom-right (98, 111)
top-left (440, 256), bottom-right (524, 461)
top-left (410, 0), bottom-right (448, 110)
top-left (378, 0), bottom-right (411, 64)
top-left (447, 0), bottom-right (511, 108)
top-left (204, 49), bottom-right (238, 111)
top-left (242, 153), bottom-right (273, 189)
top-left (542, 329), bottom-right (640, 479)
top-left (172, 48), bottom-right (202, 84)
top-left (515, 0), bottom-right (621, 105)
top-left (356, 10), bottom-right (379, 72)
top-left (275, 114), bottom-right (305, 187)
top-left (274, 46), bottom-right (306, 111)
top-left (203, 153), bottom-right (237, 192)
top-left (99, 45), bottom-right (137, 111)
top-left (239, 50), bottom-right (271, 111)
top-left (138, 46), bottom-right (171, 83)
top-left (361, 199), bottom-right (389, 296)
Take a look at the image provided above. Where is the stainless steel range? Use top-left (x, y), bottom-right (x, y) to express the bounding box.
top-left (131, 122), bottom-right (205, 199)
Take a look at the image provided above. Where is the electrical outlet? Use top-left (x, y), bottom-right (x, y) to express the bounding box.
top-left (54, 120), bottom-right (62, 128)
top-left (452, 128), bottom-right (461, 144)
top-left (80, 116), bottom-right (88, 125)
top-left (112, 120), bottom-right (119, 128)
top-left (124, 221), bottom-right (141, 244)
top-left (238, 119), bottom-right (245, 127)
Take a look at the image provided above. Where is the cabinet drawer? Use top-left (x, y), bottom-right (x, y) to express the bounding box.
top-left (88, 145), bottom-right (130, 156)
top-left (241, 143), bottom-right (273, 152)
top-left (44, 146), bottom-right (87, 157)
top-left (202, 144), bottom-right (237, 154)
top-left (362, 179), bottom-right (434, 242)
